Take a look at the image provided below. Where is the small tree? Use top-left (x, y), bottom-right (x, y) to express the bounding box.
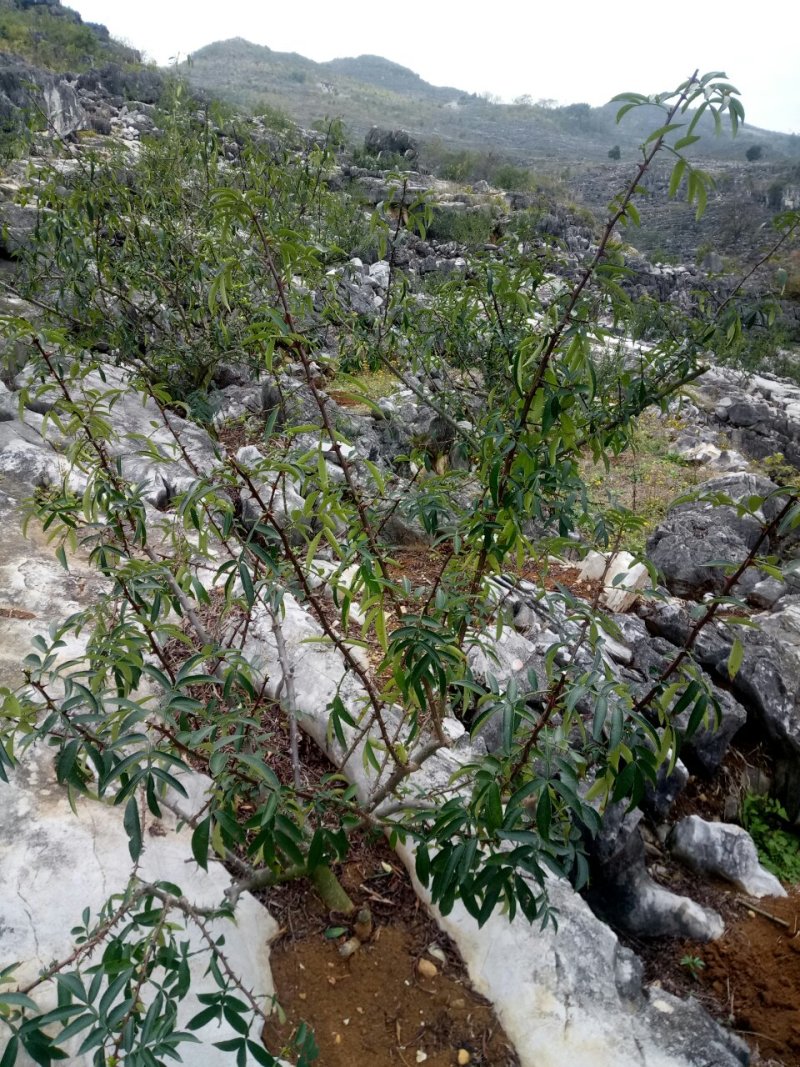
top-left (608, 144), bottom-right (621, 160)
top-left (746, 144), bottom-right (763, 161)
top-left (1, 70), bottom-right (798, 1066)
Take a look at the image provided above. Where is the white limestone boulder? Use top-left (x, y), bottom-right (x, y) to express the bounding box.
top-left (0, 748), bottom-right (279, 1066)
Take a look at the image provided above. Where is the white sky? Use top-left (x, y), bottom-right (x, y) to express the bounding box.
top-left (70, 1), bottom-right (800, 134)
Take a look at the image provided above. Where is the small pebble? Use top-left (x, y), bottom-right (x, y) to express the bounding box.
top-left (417, 959), bottom-right (438, 979)
top-left (339, 937), bottom-right (361, 959)
top-left (416, 1052), bottom-right (428, 1064)
top-left (458, 1051), bottom-right (471, 1066)
top-left (426, 943), bottom-right (447, 966)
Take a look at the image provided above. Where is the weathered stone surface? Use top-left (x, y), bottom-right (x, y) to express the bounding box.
top-left (586, 805), bottom-right (725, 942)
top-left (364, 126), bottom-right (418, 158)
top-left (692, 367), bottom-right (800, 471)
top-left (578, 550), bottom-right (652, 612)
top-left (8, 363), bottom-right (219, 506)
top-left (646, 473), bottom-right (782, 599)
top-left (402, 848), bottom-right (746, 1067)
top-left (642, 759), bottom-right (690, 821)
top-left (669, 815), bottom-right (786, 898)
top-left (0, 55), bottom-right (85, 137)
top-left (1, 747), bottom-right (278, 1067)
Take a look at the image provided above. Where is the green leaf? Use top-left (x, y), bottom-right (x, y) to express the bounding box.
top-left (123, 795), bottom-right (142, 861)
top-left (192, 816), bottom-right (211, 871)
top-left (668, 158), bottom-right (686, 199)
top-left (0, 992), bottom-right (39, 1011)
top-left (0, 1037), bottom-right (18, 1067)
top-left (238, 560), bottom-right (255, 607)
top-left (536, 788), bottom-right (552, 838)
top-left (188, 1004), bottom-right (222, 1030)
top-left (247, 1039), bottom-right (280, 1066)
top-left (727, 637), bottom-right (744, 680)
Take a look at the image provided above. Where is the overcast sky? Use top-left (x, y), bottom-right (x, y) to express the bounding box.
top-left (69, 1), bottom-right (799, 134)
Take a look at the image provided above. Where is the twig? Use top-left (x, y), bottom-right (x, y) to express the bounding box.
top-left (734, 895), bottom-right (791, 928)
top-left (268, 600), bottom-right (302, 790)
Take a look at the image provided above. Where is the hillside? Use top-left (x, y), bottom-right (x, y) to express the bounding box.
top-left (0, 0), bottom-right (140, 71)
top-left (183, 37), bottom-right (800, 165)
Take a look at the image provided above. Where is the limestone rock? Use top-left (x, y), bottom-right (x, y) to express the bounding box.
top-left (578, 550), bottom-right (652, 612)
top-left (646, 472), bottom-right (782, 599)
top-left (669, 814), bottom-right (786, 898)
top-left (585, 804), bottom-right (725, 943)
top-left (0, 747), bottom-right (278, 1066)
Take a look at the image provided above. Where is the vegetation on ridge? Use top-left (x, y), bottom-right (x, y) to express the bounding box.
top-left (0, 0), bottom-right (139, 72)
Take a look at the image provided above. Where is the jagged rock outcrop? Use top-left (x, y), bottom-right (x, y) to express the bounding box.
top-left (0, 53), bottom-right (85, 135)
top-left (364, 125), bottom-right (418, 158)
top-left (646, 472), bottom-right (786, 599)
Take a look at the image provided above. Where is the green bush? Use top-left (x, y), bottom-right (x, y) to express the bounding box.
top-left (742, 793), bottom-right (800, 883)
top-left (491, 163), bottom-right (534, 191)
top-left (426, 204), bottom-right (495, 245)
top-left (1, 71), bottom-right (798, 1067)
top-left (0, 5), bottom-right (136, 71)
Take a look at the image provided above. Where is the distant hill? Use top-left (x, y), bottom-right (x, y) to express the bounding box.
top-left (182, 38), bottom-right (800, 165)
top-left (321, 54), bottom-right (459, 100)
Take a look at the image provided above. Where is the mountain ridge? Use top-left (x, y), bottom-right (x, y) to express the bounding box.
top-left (184, 37), bottom-right (800, 164)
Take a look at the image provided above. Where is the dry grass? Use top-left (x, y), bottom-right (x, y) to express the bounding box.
top-left (581, 409), bottom-right (706, 553)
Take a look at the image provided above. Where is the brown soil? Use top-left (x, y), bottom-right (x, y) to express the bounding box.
top-left (699, 891), bottom-right (800, 1065)
top-left (262, 842), bottom-right (518, 1067)
top-left (617, 870), bottom-right (800, 1067)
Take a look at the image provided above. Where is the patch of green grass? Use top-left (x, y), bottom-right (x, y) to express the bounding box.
top-left (328, 366), bottom-right (399, 413)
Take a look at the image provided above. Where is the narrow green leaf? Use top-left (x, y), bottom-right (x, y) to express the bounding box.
top-left (123, 796), bottom-right (142, 862)
top-left (192, 816), bottom-right (211, 871)
top-left (727, 637), bottom-right (744, 680)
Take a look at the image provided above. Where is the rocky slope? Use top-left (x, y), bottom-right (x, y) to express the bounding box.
top-left (0, 39), bottom-right (798, 1067)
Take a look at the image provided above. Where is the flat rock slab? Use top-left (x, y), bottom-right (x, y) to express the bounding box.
top-left (0, 747), bottom-right (279, 1066)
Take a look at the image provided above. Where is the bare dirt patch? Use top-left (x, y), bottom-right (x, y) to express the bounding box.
top-left (263, 840), bottom-right (519, 1067)
top-left (701, 890), bottom-right (800, 1065)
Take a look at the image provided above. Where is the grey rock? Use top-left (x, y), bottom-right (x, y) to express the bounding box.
top-left (749, 575), bottom-right (787, 609)
top-left (640, 594), bottom-right (800, 801)
top-left (646, 472), bottom-right (781, 598)
top-left (669, 815), bottom-right (786, 898)
top-left (642, 759), bottom-right (690, 821)
top-left (586, 804), bottom-right (725, 942)
top-left (213, 361), bottom-right (254, 388)
top-left (235, 445), bottom-right (308, 540)
top-left (0, 55), bottom-right (85, 137)
top-left (0, 199), bottom-right (42, 257)
top-left (364, 126), bottom-right (418, 158)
